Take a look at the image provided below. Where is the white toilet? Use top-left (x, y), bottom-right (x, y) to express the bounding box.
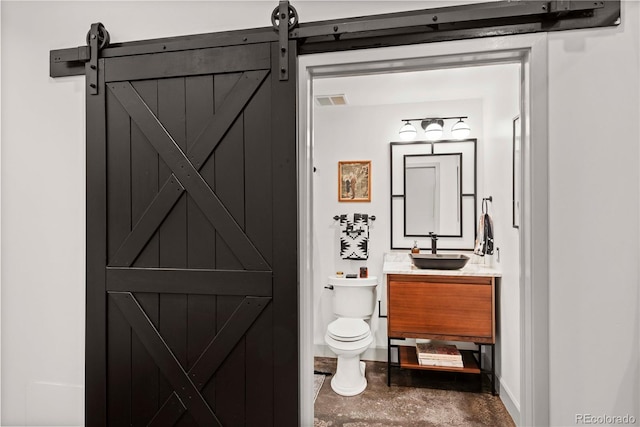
top-left (324, 275), bottom-right (378, 396)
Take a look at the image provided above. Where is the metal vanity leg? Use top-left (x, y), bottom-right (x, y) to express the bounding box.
top-left (491, 343), bottom-right (496, 395)
top-left (477, 343), bottom-right (483, 391)
top-left (387, 337), bottom-right (391, 387)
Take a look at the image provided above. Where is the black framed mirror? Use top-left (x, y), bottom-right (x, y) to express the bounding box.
top-left (390, 139), bottom-right (477, 251)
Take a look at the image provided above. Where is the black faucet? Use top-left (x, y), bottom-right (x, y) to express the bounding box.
top-left (429, 233), bottom-right (438, 254)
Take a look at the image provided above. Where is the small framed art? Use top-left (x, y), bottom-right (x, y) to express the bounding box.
top-left (338, 160), bottom-right (371, 202)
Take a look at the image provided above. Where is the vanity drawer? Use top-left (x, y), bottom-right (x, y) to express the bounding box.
top-left (387, 275), bottom-right (494, 343)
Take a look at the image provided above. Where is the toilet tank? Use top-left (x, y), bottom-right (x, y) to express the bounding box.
top-left (328, 276), bottom-right (378, 319)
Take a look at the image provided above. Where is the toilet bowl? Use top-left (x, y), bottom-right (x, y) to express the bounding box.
top-left (325, 317), bottom-right (374, 396)
top-left (324, 276), bottom-right (378, 396)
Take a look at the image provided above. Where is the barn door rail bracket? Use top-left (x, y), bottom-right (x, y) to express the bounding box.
top-left (87, 23), bottom-right (110, 95)
top-left (50, 22), bottom-right (110, 83)
top-left (271, 1), bottom-right (299, 80)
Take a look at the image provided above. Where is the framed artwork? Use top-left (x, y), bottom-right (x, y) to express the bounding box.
top-left (512, 115), bottom-right (521, 229)
top-left (338, 160), bottom-right (371, 202)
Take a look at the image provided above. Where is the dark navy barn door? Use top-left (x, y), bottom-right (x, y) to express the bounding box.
top-left (86, 41), bottom-right (297, 426)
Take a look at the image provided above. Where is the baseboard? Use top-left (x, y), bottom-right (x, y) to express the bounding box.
top-left (479, 348), bottom-right (521, 425)
top-left (314, 344), bottom-right (387, 362)
top-left (499, 377), bottom-right (521, 426)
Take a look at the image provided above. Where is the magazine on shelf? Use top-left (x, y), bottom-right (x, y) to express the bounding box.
top-left (415, 342), bottom-right (463, 362)
top-left (418, 358), bottom-right (464, 368)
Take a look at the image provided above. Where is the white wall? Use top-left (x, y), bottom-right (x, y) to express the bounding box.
top-left (0, 2), bottom-right (3, 422)
top-left (1, 1), bottom-right (639, 426)
top-left (480, 64), bottom-right (521, 413)
top-left (547, 1), bottom-right (640, 425)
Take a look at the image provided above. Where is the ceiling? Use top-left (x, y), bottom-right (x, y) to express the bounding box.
top-left (313, 62), bottom-right (520, 107)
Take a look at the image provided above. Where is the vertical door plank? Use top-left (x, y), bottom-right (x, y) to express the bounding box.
top-left (213, 73), bottom-right (242, 121)
top-left (131, 294), bottom-right (160, 426)
top-left (106, 90), bottom-right (131, 261)
top-left (129, 79), bottom-right (161, 425)
top-left (186, 75), bottom-right (216, 269)
top-left (86, 59), bottom-right (108, 426)
top-left (195, 75), bottom-right (218, 267)
top-left (157, 296), bottom-right (187, 403)
top-left (178, 303), bottom-right (214, 426)
top-left (158, 77), bottom-right (188, 269)
top-left (200, 297), bottom-right (218, 412)
top-left (243, 74), bottom-right (272, 266)
top-left (213, 73), bottom-right (244, 270)
top-left (105, 70), bottom-right (133, 426)
top-left (185, 75), bottom-right (219, 417)
top-left (245, 302), bottom-right (274, 427)
top-left (187, 301), bottom-right (217, 424)
top-left (131, 80), bottom-right (160, 267)
top-left (215, 296), bottom-right (246, 426)
top-left (157, 77), bottom-right (189, 409)
top-left (270, 41), bottom-right (299, 426)
top-left (187, 295), bottom-right (217, 372)
top-left (107, 299), bottom-right (131, 426)
top-left (213, 74), bottom-right (245, 226)
top-left (213, 119), bottom-right (244, 269)
top-left (158, 293), bottom-right (188, 399)
top-left (213, 115), bottom-right (244, 270)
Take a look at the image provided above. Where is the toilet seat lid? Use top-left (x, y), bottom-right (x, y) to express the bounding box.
top-left (327, 318), bottom-right (370, 342)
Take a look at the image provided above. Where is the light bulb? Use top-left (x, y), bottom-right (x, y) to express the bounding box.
top-left (399, 121), bottom-right (417, 140)
top-left (423, 119), bottom-right (444, 141)
top-left (451, 119), bottom-right (471, 139)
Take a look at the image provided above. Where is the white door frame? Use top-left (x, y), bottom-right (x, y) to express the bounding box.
top-left (297, 33), bottom-right (549, 427)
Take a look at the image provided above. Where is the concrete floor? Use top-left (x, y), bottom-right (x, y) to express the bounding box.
top-left (314, 357), bottom-right (515, 427)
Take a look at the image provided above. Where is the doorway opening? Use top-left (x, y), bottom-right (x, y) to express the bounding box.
top-left (298, 34), bottom-right (549, 427)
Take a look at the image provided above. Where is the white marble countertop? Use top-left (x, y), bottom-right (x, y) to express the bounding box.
top-left (383, 252), bottom-right (502, 277)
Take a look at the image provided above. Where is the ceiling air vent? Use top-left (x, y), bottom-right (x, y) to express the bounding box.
top-left (315, 94), bottom-right (348, 106)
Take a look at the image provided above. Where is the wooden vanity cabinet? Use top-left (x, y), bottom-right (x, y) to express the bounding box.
top-left (386, 273), bottom-right (496, 393)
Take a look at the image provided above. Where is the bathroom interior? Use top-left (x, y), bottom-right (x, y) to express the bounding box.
top-left (308, 60), bottom-right (522, 424)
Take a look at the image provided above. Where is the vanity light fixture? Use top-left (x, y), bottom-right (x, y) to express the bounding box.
top-left (398, 116), bottom-right (471, 141)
